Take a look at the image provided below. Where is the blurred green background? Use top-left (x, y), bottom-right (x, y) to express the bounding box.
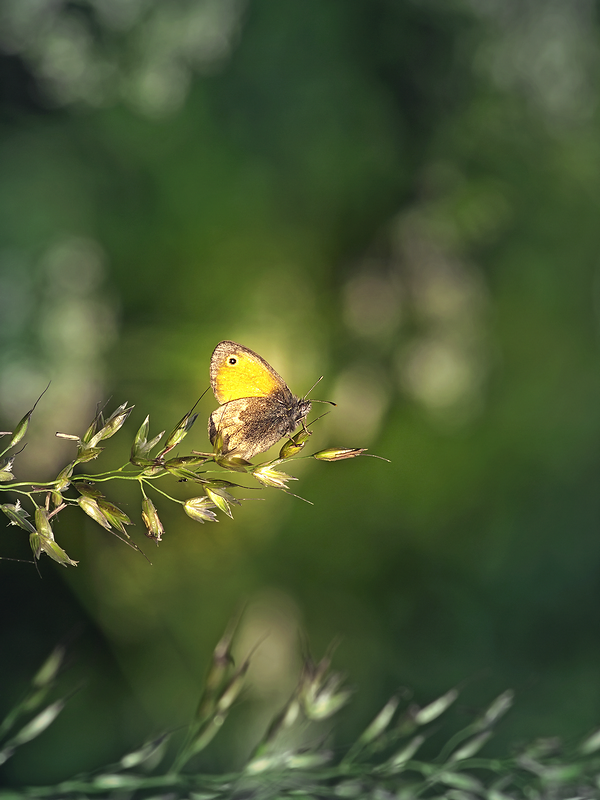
top-left (2, 0), bottom-right (600, 785)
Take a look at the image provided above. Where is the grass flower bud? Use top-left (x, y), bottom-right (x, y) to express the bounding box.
top-left (279, 429), bottom-right (311, 459)
top-left (160, 410), bottom-right (198, 455)
top-left (252, 464), bottom-right (296, 489)
top-left (313, 447), bottom-right (367, 461)
top-left (215, 453), bottom-right (252, 471)
top-left (205, 486), bottom-right (240, 519)
top-left (299, 661), bottom-right (352, 721)
top-left (184, 496), bottom-right (218, 523)
top-left (40, 537), bottom-right (79, 567)
top-left (32, 507), bottom-right (78, 566)
top-left (2, 501), bottom-right (36, 532)
top-left (54, 463), bottom-right (74, 491)
top-left (358, 695), bottom-right (400, 745)
top-left (141, 497), bottom-right (164, 541)
top-left (448, 731), bottom-right (493, 762)
top-left (34, 506), bottom-right (53, 539)
top-left (75, 445), bottom-right (103, 463)
top-left (413, 688), bottom-right (458, 725)
top-left (77, 497), bottom-right (113, 531)
top-left (131, 415), bottom-right (165, 462)
top-left (0, 455), bottom-right (15, 482)
top-left (382, 734), bottom-right (425, 773)
top-left (95, 402), bottom-right (134, 442)
top-left (10, 409), bottom-right (33, 447)
top-left (473, 690), bottom-right (514, 732)
top-left (97, 500), bottom-right (132, 535)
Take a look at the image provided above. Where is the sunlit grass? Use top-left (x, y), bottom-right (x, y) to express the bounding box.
top-left (0, 392), bottom-right (376, 567)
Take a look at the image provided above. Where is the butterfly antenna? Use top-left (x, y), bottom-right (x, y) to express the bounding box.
top-left (304, 376), bottom-right (323, 398)
top-left (304, 376), bottom-right (336, 406)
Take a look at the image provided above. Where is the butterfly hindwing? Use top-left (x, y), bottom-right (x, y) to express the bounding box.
top-left (209, 396), bottom-right (288, 459)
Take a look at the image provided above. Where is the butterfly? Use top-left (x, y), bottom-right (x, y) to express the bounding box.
top-left (208, 340), bottom-right (312, 461)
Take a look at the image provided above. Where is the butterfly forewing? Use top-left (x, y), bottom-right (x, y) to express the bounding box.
top-left (210, 341), bottom-right (286, 403)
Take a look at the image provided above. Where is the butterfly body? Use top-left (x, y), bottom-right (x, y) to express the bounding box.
top-left (208, 340), bottom-right (311, 460)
